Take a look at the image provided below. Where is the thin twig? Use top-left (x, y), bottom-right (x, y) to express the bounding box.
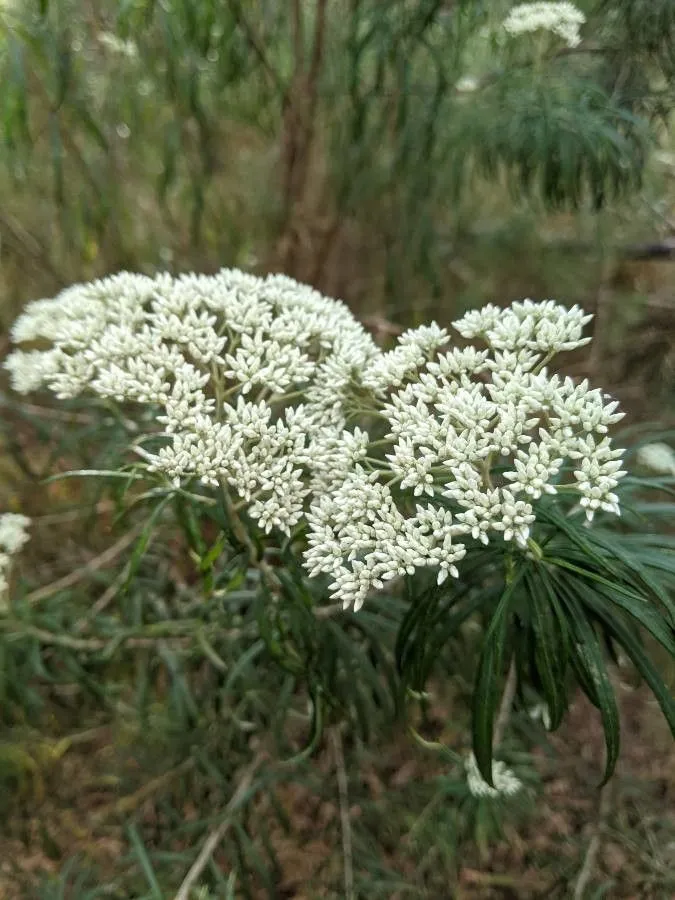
top-left (462, 870), bottom-right (524, 889)
top-left (1, 604), bottom-right (344, 656)
top-left (314, 602), bottom-right (345, 619)
top-left (0, 620), bottom-right (104, 651)
top-left (75, 565), bottom-right (130, 628)
top-left (225, 0), bottom-right (285, 95)
top-left (0, 393), bottom-right (93, 424)
top-left (173, 750), bottom-right (268, 900)
top-left (291, 0), bottom-right (305, 66)
top-left (573, 780), bottom-right (612, 900)
top-left (308, 0), bottom-right (328, 89)
top-left (330, 726), bottom-right (354, 900)
top-left (493, 657), bottom-right (518, 750)
top-left (91, 758), bottom-right (195, 827)
top-left (0, 212), bottom-right (63, 281)
top-left (23, 526), bottom-right (143, 605)
top-left (590, 256), bottom-right (617, 380)
top-left (34, 500), bottom-right (116, 526)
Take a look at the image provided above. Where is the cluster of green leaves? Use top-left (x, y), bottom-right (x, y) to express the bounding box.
top-left (397, 433), bottom-right (675, 788)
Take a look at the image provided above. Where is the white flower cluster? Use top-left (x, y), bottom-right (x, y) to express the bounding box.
top-left (637, 442), bottom-right (675, 476)
top-left (97, 31), bottom-right (138, 59)
top-left (503, 2), bottom-right (586, 48)
top-left (0, 513), bottom-right (31, 598)
top-left (305, 299), bottom-right (626, 608)
top-left (6, 271), bottom-right (626, 612)
top-left (305, 471), bottom-right (467, 610)
top-left (5, 270), bottom-right (377, 536)
top-left (464, 753), bottom-right (523, 799)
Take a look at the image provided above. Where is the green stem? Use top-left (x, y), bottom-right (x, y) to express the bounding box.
top-left (526, 537), bottom-right (544, 560)
top-left (482, 452), bottom-right (494, 490)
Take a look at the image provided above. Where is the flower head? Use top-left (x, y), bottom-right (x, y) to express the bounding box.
top-left (637, 442), bottom-right (675, 476)
top-left (306, 297), bottom-right (625, 606)
top-left (464, 753), bottom-right (523, 799)
top-left (6, 270), bottom-right (377, 536)
top-left (7, 273), bottom-right (626, 606)
top-left (503, 2), bottom-right (586, 48)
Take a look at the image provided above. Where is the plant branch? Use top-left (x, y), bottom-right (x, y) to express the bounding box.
top-left (573, 780), bottom-right (613, 900)
top-left (0, 604), bottom-right (346, 657)
top-left (291, 0), bottom-right (305, 67)
top-left (74, 564), bottom-right (130, 629)
top-left (493, 657), bottom-right (518, 750)
top-left (330, 726), bottom-right (354, 900)
top-left (0, 620), bottom-right (106, 651)
top-left (35, 500), bottom-right (116, 525)
top-left (308, 0), bottom-right (328, 90)
top-left (226, 0), bottom-right (285, 96)
top-left (91, 758), bottom-right (195, 826)
top-left (173, 749), bottom-right (269, 900)
top-left (23, 525), bottom-right (144, 606)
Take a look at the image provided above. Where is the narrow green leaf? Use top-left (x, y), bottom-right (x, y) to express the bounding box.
top-left (395, 578), bottom-right (440, 675)
top-left (123, 496), bottom-right (171, 592)
top-left (279, 687), bottom-right (324, 766)
top-left (525, 571), bottom-right (568, 730)
top-left (550, 557), bottom-right (675, 655)
top-left (127, 824), bottom-right (163, 899)
top-left (328, 620), bottom-right (391, 713)
top-left (590, 531), bottom-right (675, 624)
top-left (420, 589), bottom-right (498, 689)
top-left (43, 469), bottom-right (145, 483)
top-left (587, 585), bottom-right (675, 657)
top-left (222, 640), bottom-right (265, 699)
top-left (559, 587), bottom-right (621, 784)
top-left (200, 532), bottom-right (227, 572)
top-left (584, 597), bottom-right (675, 740)
top-left (539, 504), bottom-right (620, 577)
top-left (472, 569), bottom-right (525, 784)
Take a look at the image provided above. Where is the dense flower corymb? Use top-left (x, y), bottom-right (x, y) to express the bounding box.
top-left (5, 270), bottom-right (378, 536)
top-left (6, 271), bottom-right (626, 610)
top-left (503, 2), bottom-right (586, 48)
top-left (305, 299), bottom-right (626, 609)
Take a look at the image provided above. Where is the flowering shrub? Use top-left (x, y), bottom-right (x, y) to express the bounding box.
top-left (4, 271), bottom-right (675, 790)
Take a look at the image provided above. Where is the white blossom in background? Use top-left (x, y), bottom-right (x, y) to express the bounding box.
top-left (455, 76), bottom-right (480, 94)
top-left (0, 513), bottom-right (31, 599)
top-left (636, 442), bottom-right (675, 476)
top-left (503, 2), bottom-right (586, 48)
top-left (0, 513), bottom-right (30, 555)
top-left (97, 31), bottom-right (138, 59)
top-left (465, 753), bottom-right (523, 799)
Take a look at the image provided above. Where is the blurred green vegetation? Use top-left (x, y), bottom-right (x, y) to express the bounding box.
top-left (1, 1), bottom-right (675, 897)
top-left (0, 0), bottom-right (673, 333)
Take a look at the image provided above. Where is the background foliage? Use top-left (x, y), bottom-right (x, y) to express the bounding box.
top-left (1, 0), bottom-right (675, 897)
